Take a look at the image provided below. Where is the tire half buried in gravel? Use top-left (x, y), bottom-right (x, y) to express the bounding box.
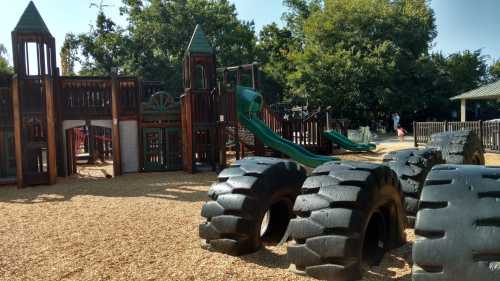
top-left (429, 130), bottom-right (485, 165)
top-left (288, 161), bottom-right (407, 281)
top-left (199, 157), bottom-right (306, 255)
top-left (383, 148), bottom-right (444, 227)
top-left (413, 165), bottom-right (500, 281)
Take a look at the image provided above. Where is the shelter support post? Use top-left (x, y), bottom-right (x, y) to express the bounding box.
top-left (461, 99), bottom-right (467, 122)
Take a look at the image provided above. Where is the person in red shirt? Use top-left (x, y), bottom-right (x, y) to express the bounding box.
top-left (397, 125), bottom-right (407, 142)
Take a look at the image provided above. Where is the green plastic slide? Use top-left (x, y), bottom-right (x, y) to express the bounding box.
top-left (236, 86), bottom-right (338, 168)
top-left (323, 130), bottom-right (376, 152)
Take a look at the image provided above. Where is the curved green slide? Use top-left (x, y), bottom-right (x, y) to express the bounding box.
top-left (236, 86), bottom-right (338, 168)
top-left (323, 130), bottom-right (376, 152)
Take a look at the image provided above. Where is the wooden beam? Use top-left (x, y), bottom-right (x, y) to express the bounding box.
top-left (0, 128), bottom-right (4, 177)
top-left (11, 78), bottom-right (24, 188)
top-left (461, 99), bottom-right (467, 122)
top-left (111, 72), bottom-right (122, 176)
top-left (181, 93), bottom-right (194, 173)
top-left (45, 76), bottom-right (57, 185)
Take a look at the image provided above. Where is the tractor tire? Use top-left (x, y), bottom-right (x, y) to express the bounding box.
top-left (287, 161), bottom-right (407, 281)
top-left (413, 165), bottom-right (500, 281)
top-left (429, 130), bottom-right (484, 165)
top-left (199, 157), bottom-right (306, 255)
top-left (383, 148), bottom-right (444, 227)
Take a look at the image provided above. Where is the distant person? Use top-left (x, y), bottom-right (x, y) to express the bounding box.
top-left (397, 125), bottom-right (407, 142)
top-left (392, 113), bottom-right (400, 132)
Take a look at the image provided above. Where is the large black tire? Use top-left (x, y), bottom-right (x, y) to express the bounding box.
top-left (413, 165), bottom-right (500, 281)
top-left (383, 148), bottom-right (444, 227)
top-left (429, 130), bottom-right (485, 165)
top-left (199, 157), bottom-right (306, 255)
top-left (287, 161), bottom-right (407, 281)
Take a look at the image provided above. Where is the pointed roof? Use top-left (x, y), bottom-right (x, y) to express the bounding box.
top-left (186, 25), bottom-right (213, 55)
top-left (13, 1), bottom-right (51, 35)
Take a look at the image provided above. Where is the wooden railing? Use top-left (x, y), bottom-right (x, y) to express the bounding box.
top-left (218, 88), bottom-right (351, 153)
top-left (414, 121), bottom-right (500, 152)
top-left (58, 77), bottom-right (164, 120)
top-left (59, 77), bottom-right (112, 119)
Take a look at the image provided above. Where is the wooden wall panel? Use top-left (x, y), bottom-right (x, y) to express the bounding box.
top-left (11, 78), bottom-right (23, 188)
top-left (45, 76), bottom-right (57, 184)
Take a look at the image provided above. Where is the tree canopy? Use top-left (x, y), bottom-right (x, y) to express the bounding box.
top-left (0, 44), bottom-right (13, 77)
top-left (64, 0), bottom-right (256, 92)
top-left (62, 0), bottom-right (499, 123)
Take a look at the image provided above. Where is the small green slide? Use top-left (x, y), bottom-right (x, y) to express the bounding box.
top-left (236, 86), bottom-right (338, 168)
top-left (323, 130), bottom-right (376, 152)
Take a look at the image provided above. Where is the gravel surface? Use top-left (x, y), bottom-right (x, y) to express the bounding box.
top-left (1, 142), bottom-right (498, 281)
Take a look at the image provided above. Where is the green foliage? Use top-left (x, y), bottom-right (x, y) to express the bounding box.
top-left (77, 10), bottom-right (128, 76)
top-left (0, 44), bottom-right (13, 77)
top-left (60, 0), bottom-right (495, 122)
top-left (122, 0), bottom-right (256, 91)
top-left (286, 0), bottom-right (437, 123)
top-left (63, 0), bottom-right (257, 92)
top-left (60, 33), bottom-right (80, 76)
top-left (489, 59), bottom-right (500, 81)
top-left (257, 23), bottom-right (295, 103)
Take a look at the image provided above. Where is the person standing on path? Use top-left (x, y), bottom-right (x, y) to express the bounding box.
top-left (392, 113), bottom-right (400, 132)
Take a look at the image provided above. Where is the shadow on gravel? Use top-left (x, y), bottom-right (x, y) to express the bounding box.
top-left (242, 247), bottom-right (291, 270)
top-left (0, 171), bottom-right (216, 204)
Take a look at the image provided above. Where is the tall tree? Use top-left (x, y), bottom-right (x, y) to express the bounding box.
top-left (77, 9), bottom-right (128, 76)
top-left (257, 23), bottom-right (295, 103)
top-left (489, 59), bottom-right (500, 81)
top-left (63, 0), bottom-right (258, 92)
top-left (287, 0), bottom-right (437, 124)
top-left (120, 0), bottom-right (257, 91)
top-left (60, 33), bottom-right (80, 76)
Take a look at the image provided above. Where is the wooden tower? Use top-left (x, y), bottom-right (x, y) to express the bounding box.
top-left (181, 25), bottom-right (218, 173)
top-left (11, 1), bottom-right (57, 187)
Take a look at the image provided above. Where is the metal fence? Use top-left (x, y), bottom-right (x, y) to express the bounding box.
top-left (414, 121), bottom-right (500, 152)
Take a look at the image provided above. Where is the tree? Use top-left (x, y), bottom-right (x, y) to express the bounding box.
top-left (60, 33), bottom-right (80, 76)
top-left (282, 0), bottom-right (322, 44)
top-left (63, 0), bottom-right (258, 92)
top-left (120, 0), bottom-right (257, 91)
top-left (489, 59), bottom-right (500, 81)
top-left (286, 0), bottom-right (437, 124)
top-left (412, 50), bottom-right (488, 121)
top-left (0, 43), bottom-right (13, 77)
top-left (77, 9), bottom-right (128, 76)
top-left (257, 23), bottom-right (295, 103)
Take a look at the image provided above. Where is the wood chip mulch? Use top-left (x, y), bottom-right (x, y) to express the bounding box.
top-left (1, 143), bottom-right (498, 281)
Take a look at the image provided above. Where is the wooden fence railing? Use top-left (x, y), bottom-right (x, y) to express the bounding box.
top-left (59, 77), bottom-right (164, 120)
top-left (414, 121), bottom-right (500, 152)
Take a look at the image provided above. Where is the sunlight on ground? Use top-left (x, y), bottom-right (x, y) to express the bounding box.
top-left (0, 143), bottom-right (499, 281)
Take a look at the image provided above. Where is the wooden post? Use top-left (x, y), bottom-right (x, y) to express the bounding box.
top-left (11, 77), bottom-right (23, 188)
top-left (54, 68), bottom-right (65, 177)
top-left (460, 99), bottom-right (467, 122)
top-left (413, 121), bottom-right (418, 148)
top-left (181, 94), bottom-right (194, 173)
top-left (137, 79), bottom-right (144, 172)
top-left (45, 76), bottom-right (57, 185)
top-left (479, 120), bottom-right (484, 150)
top-left (111, 71), bottom-right (122, 176)
top-left (234, 68), bottom-right (241, 160)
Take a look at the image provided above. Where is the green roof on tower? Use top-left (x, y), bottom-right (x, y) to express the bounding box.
top-left (186, 25), bottom-right (213, 55)
top-left (13, 1), bottom-right (51, 35)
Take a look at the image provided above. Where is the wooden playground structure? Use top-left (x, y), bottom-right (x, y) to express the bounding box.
top-left (0, 2), bottom-right (345, 188)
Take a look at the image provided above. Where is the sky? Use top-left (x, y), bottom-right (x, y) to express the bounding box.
top-left (1, 0), bottom-right (499, 66)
